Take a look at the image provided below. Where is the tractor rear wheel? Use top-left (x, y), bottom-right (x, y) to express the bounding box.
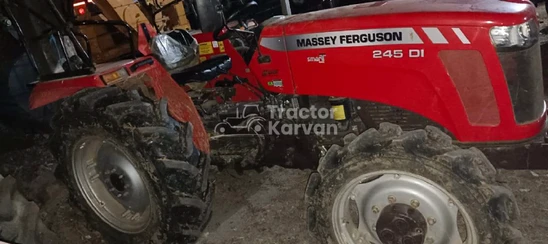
top-left (52, 87), bottom-right (212, 243)
top-left (306, 123), bottom-right (525, 244)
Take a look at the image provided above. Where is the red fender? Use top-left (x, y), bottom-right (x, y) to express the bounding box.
top-left (29, 23), bottom-right (209, 152)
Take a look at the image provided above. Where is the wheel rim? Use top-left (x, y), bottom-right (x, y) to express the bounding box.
top-left (332, 171), bottom-right (478, 244)
top-left (72, 136), bottom-right (152, 233)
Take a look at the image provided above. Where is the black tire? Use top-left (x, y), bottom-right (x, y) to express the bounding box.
top-left (305, 122), bottom-right (525, 244)
top-left (51, 87), bottom-right (212, 244)
top-left (0, 175), bottom-right (59, 244)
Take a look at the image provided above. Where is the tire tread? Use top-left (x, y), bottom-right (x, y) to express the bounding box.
top-left (52, 87), bottom-right (211, 243)
top-left (305, 122), bottom-right (524, 244)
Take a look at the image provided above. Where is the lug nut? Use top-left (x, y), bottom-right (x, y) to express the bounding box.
top-left (425, 237), bottom-right (434, 244)
top-left (427, 217), bottom-right (436, 225)
top-left (402, 236), bottom-right (418, 244)
top-left (1, 19), bottom-right (12, 27)
top-left (448, 199), bottom-right (455, 206)
top-left (350, 194), bottom-right (356, 200)
top-left (379, 229), bottom-right (396, 242)
top-left (372, 205), bottom-right (380, 214)
top-left (388, 195), bottom-right (396, 204)
top-left (410, 199), bottom-right (420, 208)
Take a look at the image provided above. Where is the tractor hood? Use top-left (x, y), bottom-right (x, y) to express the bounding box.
top-left (251, 0), bottom-right (542, 144)
top-left (260, 0), bottom-right (536, 36)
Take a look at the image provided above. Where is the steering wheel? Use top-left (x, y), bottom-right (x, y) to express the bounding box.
top-left (227, 1), bottom-right (258, 23)
top-left (213, 1), bottom-right (259, 41)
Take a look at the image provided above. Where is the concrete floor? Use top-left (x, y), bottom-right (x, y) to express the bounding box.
top-left (198, 167), bottom-right (312, 244)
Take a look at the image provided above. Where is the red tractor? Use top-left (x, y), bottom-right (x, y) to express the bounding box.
top-left (0, 0), bottom-right (541, 243)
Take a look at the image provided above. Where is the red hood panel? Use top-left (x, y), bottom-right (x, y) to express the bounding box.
top-left (253, 0), bottom-right (542, 144)
top-left (264, 0), bottom-right (534, 34)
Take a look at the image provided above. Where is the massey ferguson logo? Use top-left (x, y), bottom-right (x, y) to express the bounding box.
top-left (261, 27), bottom-right (471, 52)
top-left (296, 32), bottom-right (404, 48)
top-left (307, 54), bottom-right (326, 63)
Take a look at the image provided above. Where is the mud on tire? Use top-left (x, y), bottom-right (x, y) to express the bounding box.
top-left (305, 123), bottom-right (525, 244)
top-left (0, 175), bottom-right (59, 244)
top-left (51, 87), bottom-right (212, 244)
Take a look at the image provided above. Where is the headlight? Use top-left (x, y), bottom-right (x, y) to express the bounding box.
top-left (490, 19), bottom-right (538, 50)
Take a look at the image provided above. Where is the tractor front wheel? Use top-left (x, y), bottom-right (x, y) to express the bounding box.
top-left (306, 123), bottom-right (525, 244)
top-left (52, 87), bottom-right (212, 243)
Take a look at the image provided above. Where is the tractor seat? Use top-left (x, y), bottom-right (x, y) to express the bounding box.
top-left (171, 55), bottom-right (232, 84)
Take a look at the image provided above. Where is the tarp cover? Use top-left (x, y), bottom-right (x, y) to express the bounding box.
top-left (151, 34), bottom-right (198, 71)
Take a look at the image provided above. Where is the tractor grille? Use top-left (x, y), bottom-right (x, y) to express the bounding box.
top-left (497, 42), bottom-right (545, 124)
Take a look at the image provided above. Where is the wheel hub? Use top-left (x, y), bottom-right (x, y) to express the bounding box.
top-left (96, 144), bottom-right (150, 212)
top-left (103, 169), bottom-right (131, 198)
top-left (331, 171), bottom-right (478, 244)
top-left (72, 136), bottom-right (152, 233)
top-left (376, 203), bottom-right (427, 244)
